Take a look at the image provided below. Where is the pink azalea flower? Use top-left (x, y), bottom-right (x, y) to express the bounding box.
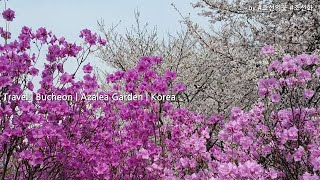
top-left (304, 89), bottom-right (314, 99)
top-left (173, 83), bottom-right (186, 92)
top-left (164, 70), bottom-right (177, 81)
top-left (240, 136), bottom-right (253, 150)
top-left (138, 148), bottom-right (150, 160)
top-left (261, 44), bottom-right (275, 55)
top-left (286, 126), bottom-right (298, 140)
top-left (83, 63), bottom-right (93, 74)
top-left (293, 146), bottom-right (305, 162)
top-left (271, 93), bottom-right (281, 103)
top-left (125, 81), bottom-right (136, 93)
top-left (301, 172), bottom-right (319, 180)
top-left (316, 67), bottom-right (320, 77)
top-left (98, 36), bottom-right (107, 46)
top-left (180, 157), bottom-right (189, 167)
top-left (60, 73), bottom-right (73, 84)
top-left (80, 29), bottom-right (97, 45)
top-left (2, 8), bottom-right (15, 21)
top-left (94, 163), bottom-right (108, 175)
top-left (27, 81), bottom-right (34, 91)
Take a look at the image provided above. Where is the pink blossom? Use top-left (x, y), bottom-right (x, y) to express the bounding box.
top-left (35, 27), bottom-right (48, 44)
top-left (0, 76), bottom-right (12, 88)
top-left (164, 70), bottom-right (177, 81)
top-left (80, 29), bottom-right (97, 45)
top-left (218, 163), bottom-right (236, 176)
top-left (301, 172), bottom-right (320, 180)
top-left (208, 115), bottom-right (222, 124)
top-left (57, 63), bottom-right (64, 73)
top-left (286, 126), bottom-right (298, 140)
top-left (271, 93), bottom-right (281, 103)
top-left (304, 89), bottom-right (314, 99)
top-left (261, 44), bottom-right (275, 55)
top-left (83, 63), bottom-right (93, 74)
top-left (316, 67), bottom-right (320, 77)
top-left (296, 53), bottom-right (315, 65)
top-left (173, 83), bottom-right (186, 92)
top-left (240, 136), bottom-right (253, 150)
top-left (180, 157), bottom-right (189, 167)
top-left (125, 81), bottom-right (136, 93)
top-left (27, 81), bottom-right (34, 91)
top-left (0, 27), bottom-right (11, 39)
top-left (293, 146), bottom-right (305, 161)
top-left (60, 73), bottom-right (73, 84)
top-left (282, 61), bottom-right (298, 73)
top-left (138, 148), bottom-right (150, 160)
top-left (98, 36), bottom-right (107, 45)
top-left (94, 163), bottom-right (108, 175)
top-left (297, 70), bottom-right (312, 82)
top-left (29, 67), bottom-right (39, 76)
top-left (2, 8), bottom-right (15, 21)
top-left (268, 60), bottom-right (282, 72)
top-left (153, 78), bottom-right (168, 93)
top-left (137, 57), bottom-right (151, 72)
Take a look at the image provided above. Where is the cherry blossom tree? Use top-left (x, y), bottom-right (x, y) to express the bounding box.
top-left (181, 0), bottom-right (320, 114)
top-left (99, 0), bottom-right (320, 116)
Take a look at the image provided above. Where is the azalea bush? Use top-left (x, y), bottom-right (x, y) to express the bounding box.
top-left (1, 1), bottom-right (320, 180)
top-left (0, 2), bottom-right (216, 179)
top-left (209, 50), bottom-right (320, 179)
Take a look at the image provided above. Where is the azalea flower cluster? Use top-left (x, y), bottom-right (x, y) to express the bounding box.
top-left (213, 48), bottom-right (320, 179)
top-left (1, 3), bottom-right (320, 180)
top-left (0, 5), bottom-right (212, 179)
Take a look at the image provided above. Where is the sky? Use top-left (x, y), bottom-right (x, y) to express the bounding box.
top-left (7, 0), bottom-right (204, 40)
top-left (1, 0), bottom-right (208, 83)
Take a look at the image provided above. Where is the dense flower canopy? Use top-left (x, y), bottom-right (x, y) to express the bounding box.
top-left (1, 2), bottom-right (320, 180)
